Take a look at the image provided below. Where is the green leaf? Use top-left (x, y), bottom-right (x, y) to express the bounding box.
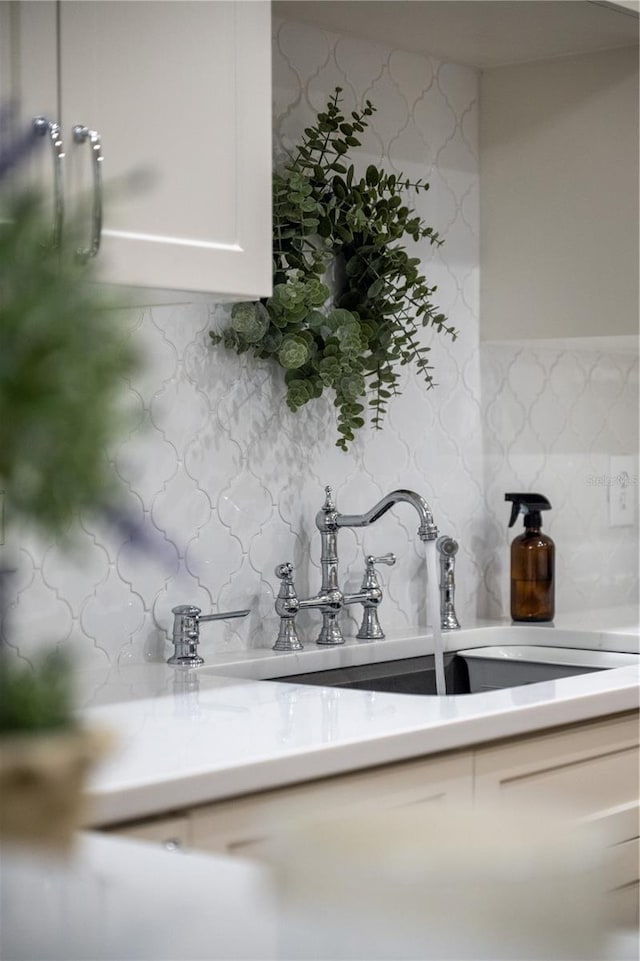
top-left (345, 256), bottom-right (362, 277)
top-left (367, 277), bottom-right (384, 299)
top-left (279, 335), bottom-right (311, 370)
top-left (366, 165), bottom-right (379, 186)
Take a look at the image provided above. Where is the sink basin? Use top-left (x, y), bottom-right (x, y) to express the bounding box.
top-left (272, 646), bottom-right (637, 695)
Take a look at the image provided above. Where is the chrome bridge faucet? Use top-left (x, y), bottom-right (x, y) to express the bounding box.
top-left (274, 486), bottom-right (438, 651)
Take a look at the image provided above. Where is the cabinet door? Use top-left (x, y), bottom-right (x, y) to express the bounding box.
top-left (474, 711), bottom-right (640, 926)
top-left (2, 2), bottom-right (59, 202)
top-left (474, 712), bottom-right (639, 818)
top-left (0, 2), bottom-right (15, 104)
top-left (59, 0), bottom-right (271, 298)
top-left (189, 751), bottom-right (474, 860)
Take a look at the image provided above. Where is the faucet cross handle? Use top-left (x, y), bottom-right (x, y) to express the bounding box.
top-left (368, 552), bottom-right (396, 568)
top-left (273, 563), bottom-right (304, 652)
top-left (275, 561), bottom-right (295, 583)
top-left (361, 553), bottom-right (396, 591)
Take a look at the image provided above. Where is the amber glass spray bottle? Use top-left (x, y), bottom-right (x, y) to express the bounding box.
top-left (505, 493), bottom-right (555, 622)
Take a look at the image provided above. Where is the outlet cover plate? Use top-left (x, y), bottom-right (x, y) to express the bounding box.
top-left (608, 455), bottom-right (638, 527)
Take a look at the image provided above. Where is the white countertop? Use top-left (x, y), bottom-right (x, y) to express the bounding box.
top-left (80, 615), bottom-right (640, 827)
top-left (1, 833), bottom-right (277, 961)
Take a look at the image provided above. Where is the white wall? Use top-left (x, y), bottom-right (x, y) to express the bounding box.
top-left (5, 18), bottom-right (483, 668)
top-left (480, 46), bottom-right (639, 341)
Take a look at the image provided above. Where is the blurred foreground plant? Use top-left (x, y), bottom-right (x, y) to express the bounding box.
top-left (0, 189), bottom-right (139, 539)
top-left (0, 649), bottom-right (73, 733)
top-left (0, 110), bottom-right (139, 737)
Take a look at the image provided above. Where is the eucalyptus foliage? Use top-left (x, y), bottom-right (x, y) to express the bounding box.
top-left (211, 88), bottom-right (456, 450)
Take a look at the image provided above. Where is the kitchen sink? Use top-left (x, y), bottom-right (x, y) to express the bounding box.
top-left (272, 646), bottom-right (637, 695)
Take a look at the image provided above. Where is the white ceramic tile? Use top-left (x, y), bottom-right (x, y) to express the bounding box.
top-left (41, 537), bottom-right (110, 611)
top-left (151, 469), bottom-right (212, 540)
top-left (8, 571), bottom-right (74, 659)
top-left (414, 88), bottom-right (457, 156)
top-left (115, 526), bottom-right (179, 599)
top-left (149, 381), bottom-right (210, 454)
top-left (184, 522), bottom-right (244, 595)
top-left (150, 303), bottom-right (210, 355)
top-left (128, 309), bottom-right (180, 406)
top-left (436, 62), bottom-right (478, 120)
top-left (80, 568), bottom-right (146, 651)
top-left (114, 432), bottom-right (178, 510)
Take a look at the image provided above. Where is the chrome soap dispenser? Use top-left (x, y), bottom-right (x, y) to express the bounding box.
top-left (505, 493), bottom-right (555, 623)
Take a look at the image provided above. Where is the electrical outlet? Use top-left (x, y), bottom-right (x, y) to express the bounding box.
top-left (608, 456), bottom-right (637, 528)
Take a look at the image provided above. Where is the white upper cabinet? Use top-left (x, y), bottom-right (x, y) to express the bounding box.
top-left (8, 1), bottom-right (272, 300)
top-left (274, 1), bottom-right (639, 69)
top-left (479, 45), bottom-right (639, 341)
top-left (3, 2), bottom-right (59, 207)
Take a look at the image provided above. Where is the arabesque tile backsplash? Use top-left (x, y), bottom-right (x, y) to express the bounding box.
top-left (481, 337), bottom-right (638, 619)
top-left (3, 19), bottom-right (637, 667)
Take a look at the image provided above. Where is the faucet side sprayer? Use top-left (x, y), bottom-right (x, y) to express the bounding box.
top-left (436, 535), bottom-right (461, 631)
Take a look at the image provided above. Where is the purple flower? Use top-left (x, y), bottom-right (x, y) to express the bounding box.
top-left (0, 103), bottom-right (38, 181)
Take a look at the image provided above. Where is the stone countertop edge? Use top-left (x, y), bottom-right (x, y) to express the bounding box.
top-left (81, 615), bottom-right (640, 828)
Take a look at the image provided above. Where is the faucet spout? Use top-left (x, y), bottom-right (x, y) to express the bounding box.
top-left (336, 489), bottom-right (438, 542)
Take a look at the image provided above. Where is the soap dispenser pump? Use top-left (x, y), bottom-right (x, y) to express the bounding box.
top-left (505, 493), bottom-right (555, 622)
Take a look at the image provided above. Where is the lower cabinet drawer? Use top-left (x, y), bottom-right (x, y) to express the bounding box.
top-left (189, 750), bottom-right (474, 858)
top-left (474, 712), bottom-right (639, 820)
top-left (604, 836), bottom-right (640, 891)
top-left (605, 881), bottom-right (639, 930)
top-left (106, 813), bottom-right (189, 850)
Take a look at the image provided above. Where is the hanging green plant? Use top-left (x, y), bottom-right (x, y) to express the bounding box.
top-left (210, 87), bottom-right (457, 450)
